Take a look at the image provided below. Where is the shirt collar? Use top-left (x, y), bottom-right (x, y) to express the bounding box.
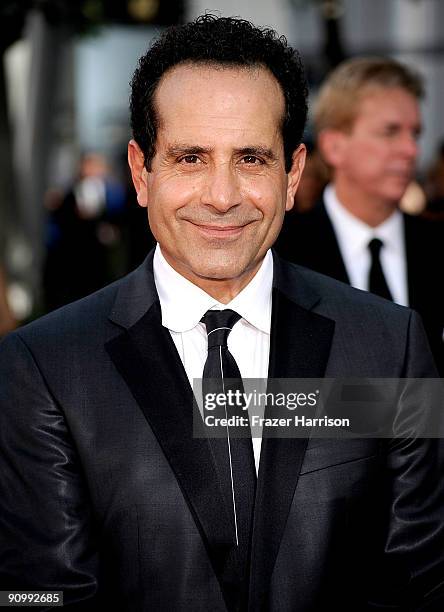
top-left (153, 245), bottom-right (273, 334)
top-left (324, 183), bottom-right (404, 257)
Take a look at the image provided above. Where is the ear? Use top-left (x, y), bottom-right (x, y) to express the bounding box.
top-left (286, 143), bottom-right (307, 212)
top-left (317, 129), bottom-right (348, 169)
top-left (128, 139), bottom-right (149, 208)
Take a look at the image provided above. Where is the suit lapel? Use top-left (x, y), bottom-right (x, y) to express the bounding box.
top-left (404, 213), bottom-right (426, 312)
top-left (249, 260), bottom-right (335, 610)
top-left (404, 214), bottom-right (417, 308)
top-left (315, 200), bottom-right (350, 284)
top-left (106, 259), bottom-right (241, 610)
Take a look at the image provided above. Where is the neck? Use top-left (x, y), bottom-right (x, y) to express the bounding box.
top-left (334, 179), bottom-right (398, 228)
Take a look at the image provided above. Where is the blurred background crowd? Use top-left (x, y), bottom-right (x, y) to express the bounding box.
top-left (0, 0), bottom-right (443, 339)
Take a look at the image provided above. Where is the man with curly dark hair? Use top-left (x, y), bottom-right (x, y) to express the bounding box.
top-left (1, 14), bottom-right (444, 612)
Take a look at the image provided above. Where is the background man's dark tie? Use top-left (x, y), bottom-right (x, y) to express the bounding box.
top-left (368, 238), bottom-right (393, 301)
top-left (201, 309), bottom-right (256, 586)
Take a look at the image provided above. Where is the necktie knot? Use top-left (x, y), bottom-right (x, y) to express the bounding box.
top-left (368, 237), bottom-right (383, 257)
top-left (201, 309), bottom-right (241, 349)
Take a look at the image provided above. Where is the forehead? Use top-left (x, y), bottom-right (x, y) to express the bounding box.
top-left (153, 63), bottom-right (286, 142)
top-left (352, 85), bottom-right (420, 126)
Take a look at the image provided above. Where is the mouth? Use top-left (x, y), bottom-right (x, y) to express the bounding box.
top-left (389, 168), bottom-right (414, 180)
top-left (187, 221), bottom-right (252, 238)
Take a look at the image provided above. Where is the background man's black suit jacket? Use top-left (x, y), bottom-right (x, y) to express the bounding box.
top-left (276, 200), bottom-right (444, 375)
top-left (1, 252), bottom-right (444, 611)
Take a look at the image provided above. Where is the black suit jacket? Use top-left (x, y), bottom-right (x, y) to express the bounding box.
top-left (275, 200), bottom-right (444, 375)
top-left (1, 252), bottom-right (444, 611)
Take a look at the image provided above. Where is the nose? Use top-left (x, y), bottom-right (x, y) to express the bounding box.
top-left (200, 163), bottom-right (241, 212)
top-left (399, 131), bottom-right (419, 160)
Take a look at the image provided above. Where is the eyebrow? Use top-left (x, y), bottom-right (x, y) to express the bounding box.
top-left (166, 145), bottom-right (211, 158)
top-left (234, 146), bottom-right (278, 161)
top-left (165, 144), bottom-right (278, 161)
top-left (383, 121), bottom-right (423, 134)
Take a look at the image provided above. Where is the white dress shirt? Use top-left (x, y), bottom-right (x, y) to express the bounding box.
top-left (153, 245), bottom-right (273, 473)
top-left (324, 184), bottom-right (409, 306)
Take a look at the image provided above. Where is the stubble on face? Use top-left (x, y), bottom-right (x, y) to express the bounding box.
top-left (137, 63), bottom-right (303, 300)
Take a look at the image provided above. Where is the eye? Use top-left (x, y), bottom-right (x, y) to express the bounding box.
top-left (241, 155), bottom-right (263, 165)
top-left (179, 155), bottom-right (201, 164)
top-left (381, 126), bottom-right (399, 137)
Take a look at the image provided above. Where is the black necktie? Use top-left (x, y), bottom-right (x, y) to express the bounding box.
top-left (368, 238), bottom-right (393, 301)
top-left (201, 309), bottom-right (256, 583)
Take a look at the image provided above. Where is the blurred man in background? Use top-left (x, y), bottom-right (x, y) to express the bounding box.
top-left (43, 152), bottom-right (126, 310)
top-left (277, 57), bottom-right (444, 374)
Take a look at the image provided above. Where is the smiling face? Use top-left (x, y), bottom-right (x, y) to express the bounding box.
top-left (128, 63), bottom-right (305, 300)
top-left (319, 86), bottom-right (421, 223)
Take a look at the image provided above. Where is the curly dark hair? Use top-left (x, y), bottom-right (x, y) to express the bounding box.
top-left (129, 14), bottom-right (308, 172)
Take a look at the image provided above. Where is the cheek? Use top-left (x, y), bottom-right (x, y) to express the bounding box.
top-left (242, 179), bottom-right (285, 218)
top-left (147, 179), bottom-right (193, 224)
top-left (345, 142), bottom-right (386, 180)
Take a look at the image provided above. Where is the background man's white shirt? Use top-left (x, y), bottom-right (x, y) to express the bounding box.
top-left (324, 183), bottom-right (409, 306)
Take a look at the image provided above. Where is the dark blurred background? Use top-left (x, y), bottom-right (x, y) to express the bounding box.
top-left (1, 0), bottom-right (443, 331)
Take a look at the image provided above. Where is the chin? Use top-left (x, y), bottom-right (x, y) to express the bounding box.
top-left (192, 263), bottom-right (246, 282)
top-left (383, 181), bottom-right (412, 203)
top-left (384, 193), bottom-right (407, 207)
top-left (190, 250), bottom-right (244, 275)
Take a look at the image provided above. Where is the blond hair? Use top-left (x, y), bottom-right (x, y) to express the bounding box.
top-left (313, 57), bottom-right (424, 135)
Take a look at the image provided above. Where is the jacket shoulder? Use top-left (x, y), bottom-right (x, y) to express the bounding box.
top-left (18, 278), bottom-right (122, 340)
top-left (279, 258), bottom-right (411, 323)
